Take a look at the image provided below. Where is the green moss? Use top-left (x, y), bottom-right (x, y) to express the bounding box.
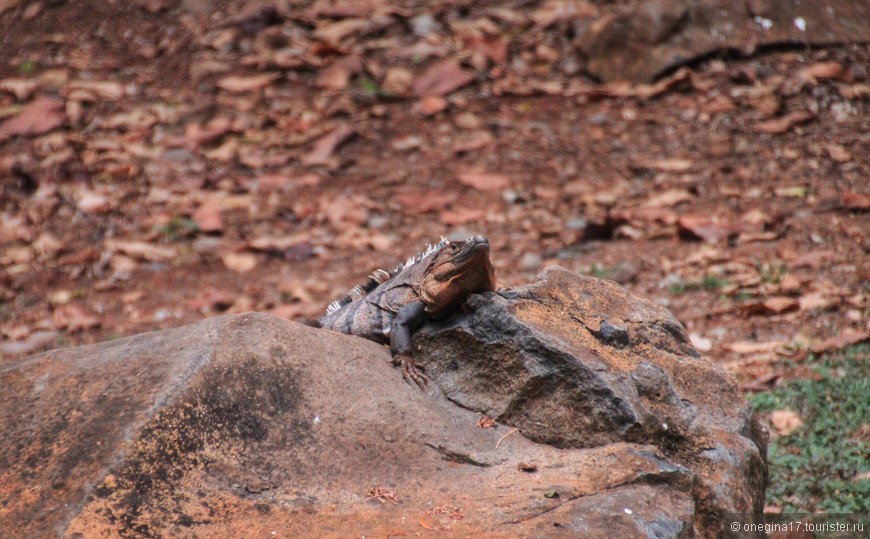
top-left (750, 344), bottom-right (870, 513)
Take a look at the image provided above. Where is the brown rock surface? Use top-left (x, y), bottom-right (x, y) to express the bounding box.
top-left (0, 268), bottom-right (765, 537)
top-left (418, 267), bottom-right (768, 530)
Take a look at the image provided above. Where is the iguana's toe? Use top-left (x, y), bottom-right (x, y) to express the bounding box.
top-left (393, 354), bottom-right (428, 390)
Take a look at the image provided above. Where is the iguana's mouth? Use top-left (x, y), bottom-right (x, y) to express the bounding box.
top-left (453, 235), bottom-right (489, 264)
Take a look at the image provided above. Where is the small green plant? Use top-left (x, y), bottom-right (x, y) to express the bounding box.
top-left (667, 281), bottom-right (688, 295)
top-left (733, 290), bottom-right (751, 302)
top-left (18, 60), bottom-right (35, 73)
top-left (667, 274), bottom-right (729, 295)
top-left (750, 344), bottom-right (870, 513)
top-left (758, 262), bottom-right (788, 284)
top-left (155, 217), bottom-right (199, 241)
top-left (701, 274), bottom-right (729, 290)
top-left (588, 263), bottom-right (622, 280)
top-left (356, 76), bottom-right (391, 99)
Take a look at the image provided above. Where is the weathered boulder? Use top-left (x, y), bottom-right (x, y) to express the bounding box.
top-left (0, 267), bottom-right (765, 537)
top-left (577, 0), bottom-right (870, 82)
top-left (417, 266), bottom-right (768, 533)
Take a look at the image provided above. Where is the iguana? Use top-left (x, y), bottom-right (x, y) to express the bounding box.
top-left (320, 235), bottom-right (496, 388)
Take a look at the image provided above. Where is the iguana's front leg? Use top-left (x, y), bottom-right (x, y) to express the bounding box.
top-left (390, 300), bottom-right (428, 389)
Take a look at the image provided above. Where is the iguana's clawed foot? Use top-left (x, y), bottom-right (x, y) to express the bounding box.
top-left (393, 354), bottom-right (428, 390)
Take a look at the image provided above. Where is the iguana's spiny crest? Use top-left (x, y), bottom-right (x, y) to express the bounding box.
top-left (323, 237), bottom-right (449, 318)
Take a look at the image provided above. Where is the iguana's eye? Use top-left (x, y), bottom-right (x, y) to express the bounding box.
top-left (450, 244), bottom-right (459, 252)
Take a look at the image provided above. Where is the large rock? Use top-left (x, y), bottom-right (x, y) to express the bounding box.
top-left (577, 0), bottom-right (870, 82)
top-left (416, 267), bottom-right (767, 531)
top-left (0, 267), bottom-right (766, 537)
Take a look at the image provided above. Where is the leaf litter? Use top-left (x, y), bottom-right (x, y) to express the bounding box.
top-left (0, 1), bottom-right (867, 396)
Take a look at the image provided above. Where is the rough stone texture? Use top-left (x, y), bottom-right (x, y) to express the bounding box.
top-left (578, 0), bottom-right (870, 82)
top-left (0, 267), bottom-right (766, 537)
top-left (416, 266), bottom-right (768, 532)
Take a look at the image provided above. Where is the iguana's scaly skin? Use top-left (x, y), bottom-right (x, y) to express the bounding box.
top-left (320, 235), bottom-right (496, 387)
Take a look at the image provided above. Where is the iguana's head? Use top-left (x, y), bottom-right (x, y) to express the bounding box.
top-left (421, 235), bottom-right (495, 314)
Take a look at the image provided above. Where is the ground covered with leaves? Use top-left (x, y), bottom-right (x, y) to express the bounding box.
top-left (1, 0), bottom-right (868, 510)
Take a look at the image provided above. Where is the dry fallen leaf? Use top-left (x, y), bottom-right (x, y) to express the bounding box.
top-left (451, 130), bottom-right (493, 154)
top-left (302, 125), bottom-right (354, 166)
top-left (320, 193), bottom-right (371, 228)
top-left (0, 78), bottom-right (39, 100)
top-left (825, 144), bottom-right (851, 163)
top-left (104, 239), bottom-right (177, 261)
top-left (0, 95), bottom-right (65, 140)
top-left (531, 0), bottom-right (598, 27)
top-left (418, 95), bottom-right (447, 116)
top-left (677, 216), bottom-right (733, 243)
top-left (256, 172), bottom-right (321, 192)
top-left (412, 59), bottom-right (474, 97)
top-left (620, 207), bottom-right (678, 227)
top-left (313, 18), bottom-right (369, 46)
top-left (315, 56), bottom-right (363, 91)
top-left (790, 249), bottom-right (835, 269)
top-left (67, 80), bottom-right (125, 100)
top-left (842, 191), bottom-right (870, 211)
top-left (456, 169), bottom-right (510, 191)
top-left (478, 416), bottom-right (496, 429)
top-left (645, 158), bottom-right (694, 173)
top-left (390, 134), bottom-right (422, 152)
top-left (591, 68), bottom-right (692, 99)
top-left (769, 409), bottom-right (802, 437)
top-left (838, 83), bottom-right (870, 100)
top-left (778, 274), bottom-right (802, 294)
top-left (641, 188), bottom-right (693, 208)
top-left (185, 116), bottom-right (232, 147)
top-left (810, 331), bottom-right (869, 354)
top-left (52, 304), bottom-right (100, 332)
top-left (217, 73), bottom-right (279, 93)
top-left (464, 34), bottom-right (509, 66)
top-left (366, 485), bottom-right (398, 505)
top-left (737, 231), bottom-right (779, 243)
top-left (799, 61), bottom-right (846, 82)
top-left (186, 288), bottom-right (234, 313)
top-left (726, 340), bottom-right (788, 355)
top-left (439, 206), bottom-right (487, 225)
top-left (221, 252), bottom-right (258, 273)
top-left (762, 296), bottom-right (799, 314)
top-left (192, 204), bottom-right (223, 233)
top-left (75, 189), bottom-right (112, 214)
top-left (247, 235), bottom-right (310, 252)
top-left (381, 67), bottom-right (413, 95)
top-left (798, 292), bottom-right (838, 312)
top-left (754, 111), bottom-right (814, 134)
